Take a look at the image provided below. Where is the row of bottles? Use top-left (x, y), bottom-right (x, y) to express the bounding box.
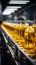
top-left (1, 21), bottom-right (36, 58)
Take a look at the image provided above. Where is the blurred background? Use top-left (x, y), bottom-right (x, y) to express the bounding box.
top-left (0, 0), bottom-right (36, 65)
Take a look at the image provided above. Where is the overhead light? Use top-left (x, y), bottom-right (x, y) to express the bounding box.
top-left (6, 6), bottom-right (21, 9)
top-left (5, 6), bottom-right (20, 10)
top-left (2, 6), bottom-right (21, 15)
top-left (2, 10), bottom-right (15, 15)
top-left (9, 1), bottom-right (30, 4)
top-left (5, 8), bottom-right (18, 11)
top-left (9, 1), bottom-right (27, 4)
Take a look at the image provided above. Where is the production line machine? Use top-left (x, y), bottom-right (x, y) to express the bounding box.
top-left (0, 21), bottom-right (36, 65)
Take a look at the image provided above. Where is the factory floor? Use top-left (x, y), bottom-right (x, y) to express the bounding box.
top-left (0, 32), bottom-right (16, 65)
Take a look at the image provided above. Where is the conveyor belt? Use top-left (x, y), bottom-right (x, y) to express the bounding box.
top-left (1, 27), bottom-right (36, 65)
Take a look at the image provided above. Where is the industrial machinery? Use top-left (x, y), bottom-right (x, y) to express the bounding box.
top-left (1, 21), bottom-right (36, 65)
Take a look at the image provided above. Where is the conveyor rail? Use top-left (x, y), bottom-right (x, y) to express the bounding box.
top-left (2, 30), bottom-right (20, 65)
